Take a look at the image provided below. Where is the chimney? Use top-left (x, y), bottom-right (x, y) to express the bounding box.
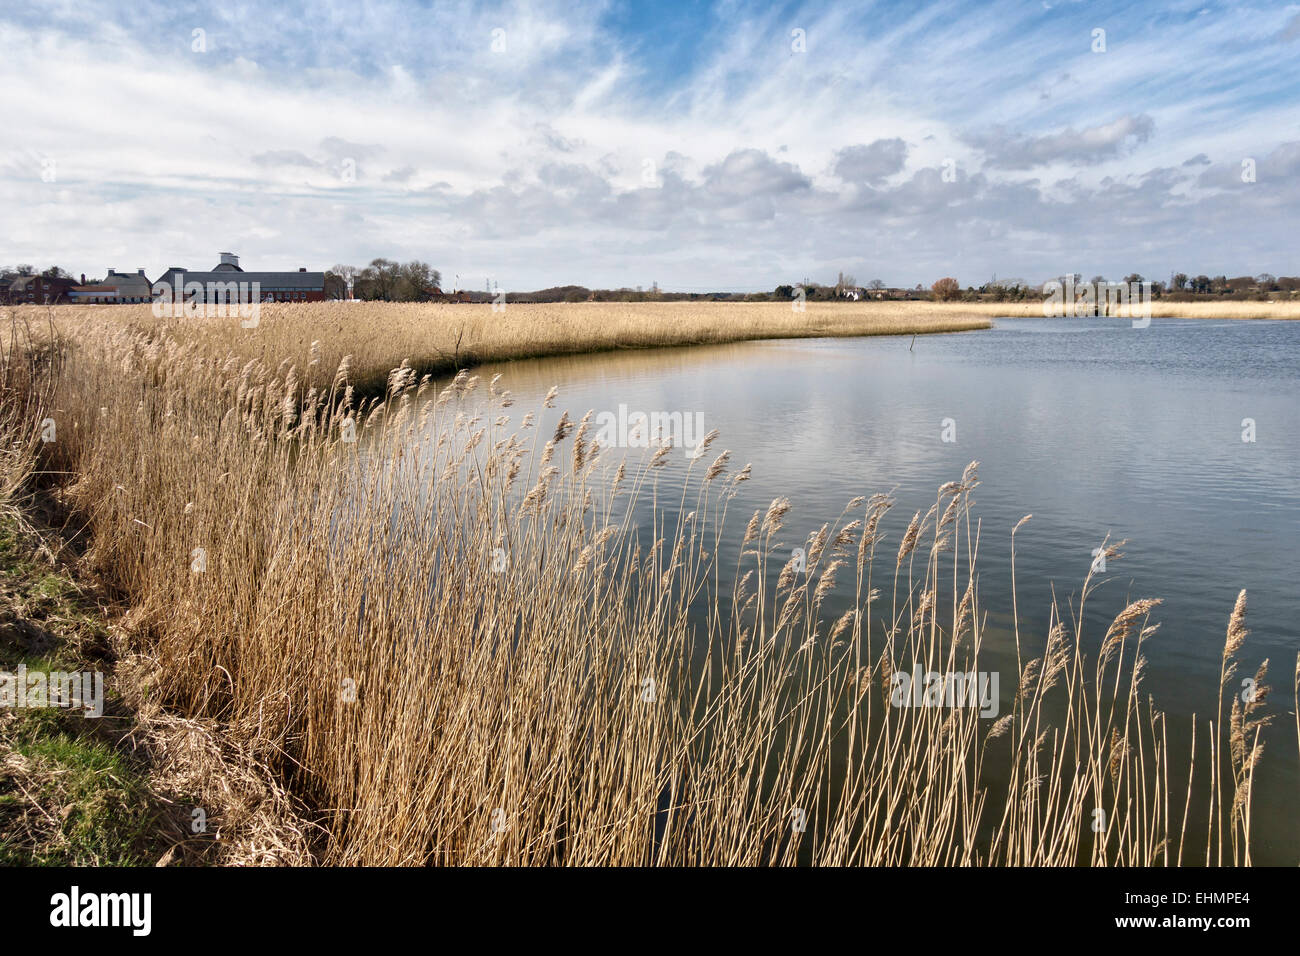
top-left (137, 268), bottom-right (145, 276)
top-left (80, 273), bottom-right (86, 284)
top-left (299, 267), bottom-right (306, 272)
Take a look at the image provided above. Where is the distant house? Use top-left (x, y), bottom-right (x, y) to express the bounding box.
top-left (153, 253), bottom-right (326, 304)
top-left (8, 274), bottom-right (76, 304)
top-left (69, 268), bottom-right (154, 304)
top-left (425, 286), bottom-right (471, 303)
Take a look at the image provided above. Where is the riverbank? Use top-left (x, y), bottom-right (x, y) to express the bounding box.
top-left (0, 495), bottom-right (315, 865)
top-left (0, 504), bottom-right (161, 865)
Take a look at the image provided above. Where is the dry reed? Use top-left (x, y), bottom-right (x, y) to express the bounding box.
top-left (0, 306), bottom-right (1285, 865)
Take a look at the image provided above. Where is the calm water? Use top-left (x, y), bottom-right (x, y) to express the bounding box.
top-left (440, 316), bottom-right (1300, 863)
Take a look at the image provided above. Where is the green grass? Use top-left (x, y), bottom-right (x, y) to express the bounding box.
top-left (0, 511), bottom-right (174, 866)
top-left (0, 714), bottom-right (161, 866)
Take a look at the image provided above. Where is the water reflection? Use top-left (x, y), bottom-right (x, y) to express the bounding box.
top-left (411, 317), bottom-right (1300, 863)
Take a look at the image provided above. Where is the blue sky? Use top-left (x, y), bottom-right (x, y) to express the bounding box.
top-left (2, 0), bottom-right (1298, 289)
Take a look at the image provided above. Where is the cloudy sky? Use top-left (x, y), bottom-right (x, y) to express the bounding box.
top-left (2, 0), bottom-right (1298, 290)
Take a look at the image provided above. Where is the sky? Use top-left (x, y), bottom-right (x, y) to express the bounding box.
top-left (1, 0), bottom-right (1298, 291)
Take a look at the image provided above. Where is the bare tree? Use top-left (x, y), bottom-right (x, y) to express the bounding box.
top-left (931, 277), bottom-right (961, 301)
top-left (331, 263), bottom-right (360, 299)
top-left (360, 258), bottom-right (400, 300)
top-left (398, 260), bottom-right (441, 299)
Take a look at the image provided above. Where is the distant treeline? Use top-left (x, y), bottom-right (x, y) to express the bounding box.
top-left (940, 272), bottom-right (1300, 303)
top-left (432, 274), bottom-right (1300, 305)
top-left (6, 260), bottom-right (1297, 305)
top-left (325, 267), bottom-right (1299, 304)
top-left (324, 259), bottom-right (441, 301)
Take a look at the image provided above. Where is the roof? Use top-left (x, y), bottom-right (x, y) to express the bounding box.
top-left (104, 272), bottom-right (154, 291)
top-left (153, 270), bottom-right (325, 291)
top-left (9, 275), bottom-right (73, 290)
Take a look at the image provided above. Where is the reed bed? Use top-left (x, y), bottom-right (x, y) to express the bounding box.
top-left (3, 309), bottom-right (1291, 865)
top-left (1, 314), bottom-right (60, 508)
top-left (18, 297), bottom-right (1298, 402)
top-left (16, 298), bottom-right (1296, 400)
top-left (17, 302), bottom-right (990, 397)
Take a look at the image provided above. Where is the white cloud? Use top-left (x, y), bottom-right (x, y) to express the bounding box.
top-left (1, 0), bottom-right (1298, 288)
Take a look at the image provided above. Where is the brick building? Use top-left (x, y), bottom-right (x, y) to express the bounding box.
top-left (7, 274), bottom-right (77, 304)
